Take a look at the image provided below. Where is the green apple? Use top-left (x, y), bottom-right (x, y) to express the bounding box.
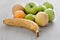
top-left (43, 2), bottom-right (54, 9)
top-left (25, 2), bottom-right (38, 14)
top-left (35, 12), bottom-right (49, 26)
top-left (45, 8), bottom-right (55, 22)
top-left (38, 5), bottom-right (46, 12)
top-left (25, 14), bottom-right (35, 21)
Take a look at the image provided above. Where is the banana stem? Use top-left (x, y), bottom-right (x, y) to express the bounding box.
top-left (36, 30), bottom-right (39, 37)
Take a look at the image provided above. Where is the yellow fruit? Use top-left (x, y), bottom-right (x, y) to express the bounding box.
top-left (14, 10), bottom-right (26, 18)
top-left (3, 18), bottom-right (40, 37)
top-left (12, 4), bottom-right (24, 14)
top-left (35, 12), bottom-right (49, 26)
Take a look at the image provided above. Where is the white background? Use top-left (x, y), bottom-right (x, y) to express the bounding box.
top-left (0, 0), bottom-right (60, 40)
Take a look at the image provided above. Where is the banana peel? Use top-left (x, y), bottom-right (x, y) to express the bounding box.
top-left (3, 18), bottom-right (40, 37)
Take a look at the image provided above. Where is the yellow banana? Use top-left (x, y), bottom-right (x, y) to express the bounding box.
top-left (3, 18), bottom-right (40, 37)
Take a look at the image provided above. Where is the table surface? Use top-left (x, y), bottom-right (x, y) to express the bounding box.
top-left (0, 0), bottom-right (60, 40)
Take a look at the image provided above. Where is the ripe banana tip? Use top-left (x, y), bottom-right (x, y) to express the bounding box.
top-left (3, 19), bottom-right (7, 24)
top-left (3, 20), bottom-right (5, 24)
top-left (36, 30), bottom-right (39, 37)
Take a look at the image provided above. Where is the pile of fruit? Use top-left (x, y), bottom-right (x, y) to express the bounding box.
top-left (12, 2), bottom-right (55, 26)
top-left (3, 2), bottom-right (55, 37)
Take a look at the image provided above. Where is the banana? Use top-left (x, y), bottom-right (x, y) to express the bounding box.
top-left (3, 18), bottom-right (40, 37)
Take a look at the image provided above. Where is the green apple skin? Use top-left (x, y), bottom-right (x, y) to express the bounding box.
top-left (38, 5), bottom-right (46, 12)
top-left (43, 2), bottom-right (54, 9)
top-left (25, 2), bottom-right (38, 14)
top-left (45, 8), bottom-right (55, 22)
top-left (25, 14), bottom-right (35, 21)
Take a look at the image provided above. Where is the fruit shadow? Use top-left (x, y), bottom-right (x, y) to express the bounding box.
top-left (2, 22), bottom-right (55, 39)
top-left (2, 24), bottom-right (37, 39)
top-left (39, 22), bottom-right (55, 36)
